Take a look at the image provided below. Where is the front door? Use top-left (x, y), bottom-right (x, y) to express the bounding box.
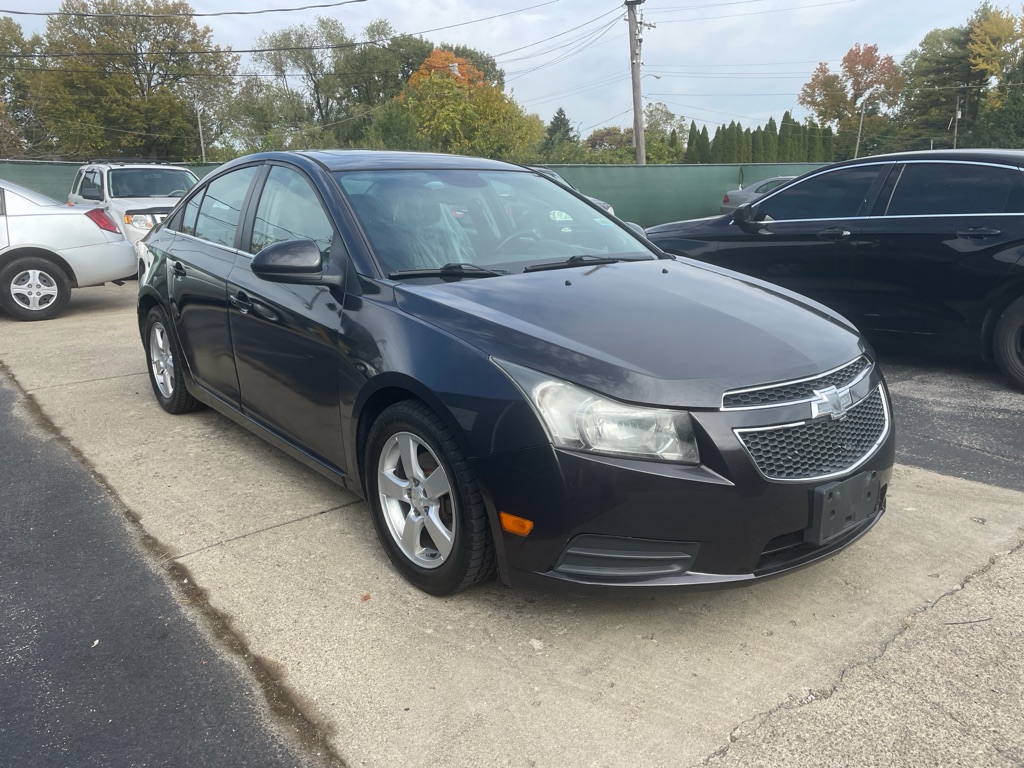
top-left (227, 164), bottom-right (348, 470)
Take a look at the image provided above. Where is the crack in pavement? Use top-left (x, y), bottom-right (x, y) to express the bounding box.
top-left (697, 534), bottom-right (1024, 767)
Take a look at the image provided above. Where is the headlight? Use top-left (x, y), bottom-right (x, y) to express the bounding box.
top-left (125, 213), bottom-right (155, 230)
top-left (494, 359), bottom-right (699, 464)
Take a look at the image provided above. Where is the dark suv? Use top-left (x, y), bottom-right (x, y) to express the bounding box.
top-left (646, 150), bottom-right (1024, 390)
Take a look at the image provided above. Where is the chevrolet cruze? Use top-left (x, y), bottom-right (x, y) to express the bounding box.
top-left (137, 150), bottom-right (895, 595)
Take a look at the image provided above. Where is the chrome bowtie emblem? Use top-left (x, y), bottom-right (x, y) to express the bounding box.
top-left (811, 385), bottom-right (854, 421)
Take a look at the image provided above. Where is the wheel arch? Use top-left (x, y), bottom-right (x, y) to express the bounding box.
top-left (0, 248), bottom-right (78, 287)
top-left (979, 279), bottom-right (1024, 361)
top-left (352, 375), bottom-right (473, 496)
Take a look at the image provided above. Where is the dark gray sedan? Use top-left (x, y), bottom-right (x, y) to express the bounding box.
top-left (137, 150), bottom-right (894, 595)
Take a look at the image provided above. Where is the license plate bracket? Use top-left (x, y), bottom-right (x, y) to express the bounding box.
top-left (806, 470), bottom-right (881, 547)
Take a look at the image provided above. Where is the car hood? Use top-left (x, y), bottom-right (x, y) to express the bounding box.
top-left (111, 196), bottom-right (180, 211)
top-left (393, 259), bottom-right (866, 408)
top-left (646, 215), bottom-right (726, 236)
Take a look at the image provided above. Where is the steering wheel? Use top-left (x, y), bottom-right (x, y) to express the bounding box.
top-left (495, 229), bottom-right (542, 253)
top-left (168, 189), bottom-right (187, 197)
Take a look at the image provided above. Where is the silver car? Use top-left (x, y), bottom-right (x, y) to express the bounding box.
top-left (720, 176), bottom-right (795, 214)
top-left (1, 179), bottom-right (136, 321)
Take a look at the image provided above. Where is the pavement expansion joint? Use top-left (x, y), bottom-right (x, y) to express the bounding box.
top-left (165, 499), bottom-right (365, 564)
top-left (23, 370), bottom-right (147, 392)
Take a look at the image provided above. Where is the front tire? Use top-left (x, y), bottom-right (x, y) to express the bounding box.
top-left (143, 306), bottom-right (203, 414)
top-left (993, 295), bottom-right (1024, 392)
top-left (0, 257), bottom-right (71, 321)
top-left (365, 401), bottom-right (495, 595)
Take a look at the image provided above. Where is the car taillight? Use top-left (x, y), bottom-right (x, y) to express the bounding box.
top-left (85, 208), bottom-right (120, 234)
top-left (722, 193), bottom-right (729, 203)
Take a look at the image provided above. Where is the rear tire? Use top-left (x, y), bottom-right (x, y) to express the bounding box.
top-left (994, 295), bottom-right (1024, 392)
top-left (0, 257), bottom-right (71, 321)
top-left (143, 306), bottom-right (203, 414)
top-left (365, 400), bottom-right (495, 595)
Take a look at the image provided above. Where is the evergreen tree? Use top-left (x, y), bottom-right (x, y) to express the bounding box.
top-left (697, 125), bottom-right (712, 163)
top-left (763, 118), bottom-right (779, 162)
top-left (751, 127), bottom-right (764, 163)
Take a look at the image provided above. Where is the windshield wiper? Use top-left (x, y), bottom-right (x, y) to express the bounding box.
top-left (388, 262), bottom-right (509, 280)
top-left (522, 254), bottom-right (621, 273)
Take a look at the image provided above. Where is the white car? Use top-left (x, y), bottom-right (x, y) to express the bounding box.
top-left (0, 179), bottom-right (136, 321)
top-left (68, 163), bottom-right (198, 269)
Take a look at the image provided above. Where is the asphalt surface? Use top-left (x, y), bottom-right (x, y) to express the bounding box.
top-left (0, 373), bottom-right (327, 767)
top-left (1, 285), bottom-right (1023, 767)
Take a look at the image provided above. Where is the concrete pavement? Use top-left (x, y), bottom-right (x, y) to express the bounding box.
top-left (1, 283), bottom-right (1022, 767)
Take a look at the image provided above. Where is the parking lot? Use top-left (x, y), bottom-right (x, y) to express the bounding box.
top-left (2, 283), bottom-right (1023, 767)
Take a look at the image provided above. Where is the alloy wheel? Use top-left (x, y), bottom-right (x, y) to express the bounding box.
top-left (376, 431), bottom-right (455, 569)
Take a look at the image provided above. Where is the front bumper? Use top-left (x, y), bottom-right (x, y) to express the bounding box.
top-left (472, 368), bottom-right (896, 595)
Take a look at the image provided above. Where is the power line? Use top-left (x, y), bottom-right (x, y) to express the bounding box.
top-left (0, 1), bottom-right (561, 59)
top-left (0, 0), bottom-right (369, 18)
top-left (655, 0), bottom-right (857, 23)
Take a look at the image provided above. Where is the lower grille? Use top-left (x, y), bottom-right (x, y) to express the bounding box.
top-left (736, 387), bottom-right (888, 481)
top-left (553, 535), bottom-right (699, 582)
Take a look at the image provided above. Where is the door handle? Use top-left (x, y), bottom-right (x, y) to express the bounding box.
top-left (956, 227), bottom-right (1001, 239)
top-left (817, 228), bottom-right (851, 240)
top-left (229, 292), bottom-right (253, 314)
top-left (170, 261), bottom-right (187, 277)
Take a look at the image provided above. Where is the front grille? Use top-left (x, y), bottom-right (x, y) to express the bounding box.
top-left (722, 356), bottom-right (871, 409)
top-left (736, 387), bottom-right (888, 481)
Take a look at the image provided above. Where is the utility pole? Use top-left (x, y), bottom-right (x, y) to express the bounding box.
top-left (625, 0), bottom-right (646, 165)
top-left (853, 108), bottom-right (865, 159)
top-left (953, 95), bottom-right (961, 149)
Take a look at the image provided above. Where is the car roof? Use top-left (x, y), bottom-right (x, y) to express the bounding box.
top-left (832, 148), bottom-right (1024, 167)
top-left (81, 162), bottom-right (198, 172)
top-left (220, 149), bottom-right (524, 174)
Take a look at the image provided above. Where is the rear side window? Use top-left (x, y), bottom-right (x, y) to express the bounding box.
top-left (192, 166), bottom-right (259, 248)
top-left (756, 166), bottom-right (883, 221)
top-left (885, 162), bottom-right (1024, 216)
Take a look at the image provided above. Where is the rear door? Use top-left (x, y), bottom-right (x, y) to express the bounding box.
top-left (167, 164), bottom-right (261, 408)
top-left (711, 163), bottom-right (891, 314)
top-left (849, 160), bottom-right (1024, 337)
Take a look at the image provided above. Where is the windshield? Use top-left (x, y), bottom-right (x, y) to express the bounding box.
top-left (109, 168), bottom-right (198, 199)
top-left (332, 169), bottom-right (655, 276)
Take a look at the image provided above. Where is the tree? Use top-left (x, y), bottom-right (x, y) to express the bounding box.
top-left (35, 0), bottom-right (238, 160)
top-left (799, 43), bottom-right (903, 129)
top-left (541, 107), bottom-right (579, 159)
top-left (403, 50), bottom-right (542, 160)
top-left (0, 17), bottom-right (42, 156)
top-left (898, 24), bottom-right (983, 150)
top-left (967, 3), bottom-right (1022, 99)
top-left (254, 17), bottom-right (351, 128)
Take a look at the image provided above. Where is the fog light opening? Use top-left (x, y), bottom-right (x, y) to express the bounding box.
top-left (499, 512), bottom-right (534, 536)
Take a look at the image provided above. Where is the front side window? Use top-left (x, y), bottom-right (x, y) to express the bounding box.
top-left (193, 166), bottom-right (259, 248)
top-left (755, 166), bottom-right (884, 222)
top-left (81, 170), bottom-right (104, 198)
top-left (251, 166), bottom-right (334, 262)
top-left (885, 162), bottom-right (1024, 216)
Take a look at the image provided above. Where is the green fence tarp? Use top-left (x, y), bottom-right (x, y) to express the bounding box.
top-left (1, 159), bottom-right (822, 228)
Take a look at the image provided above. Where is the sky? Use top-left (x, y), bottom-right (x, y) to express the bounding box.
top-left (10, 0), bottom-right (981, 136)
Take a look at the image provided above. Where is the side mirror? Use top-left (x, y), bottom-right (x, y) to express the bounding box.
top-left (81, 187), bottom-right (103, 201)
top-left (625, 222), bottom-right (646, 238)
top-left (731, 204), bottom-right (754, 227)
top-left (251, 239), bottom-right (343, 288)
